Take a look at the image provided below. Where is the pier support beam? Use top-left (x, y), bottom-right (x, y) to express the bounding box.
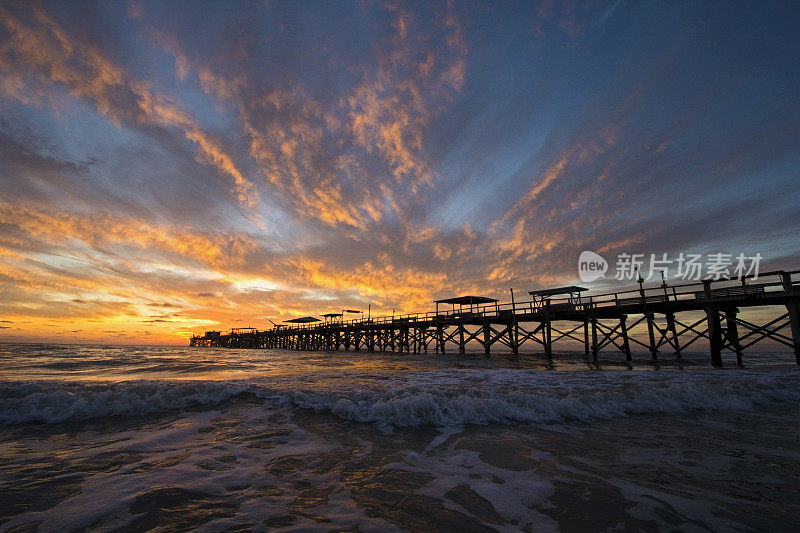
top-left (725, 308), bottom-right (743, 366)
top-left (666, 312), bottom-right (682, 359)
top-left (707, 308), bottom-right (723, 367)
top-left (511, 321), bottom-right (519, 355)
top-left (704, 280), bottom-right (723, 367)
top-left (583, 319), bottom-right (589, 358)
top-left (646, 313), bottom-right (658, 360)
top-left (781, 272), bottom-right (800, 365)
top-left (544, 302), bottom-right (552, 360)
top-left (620, 315), bottom-right (632, 361)
top-left (788, 303), bottom-right (800, 365)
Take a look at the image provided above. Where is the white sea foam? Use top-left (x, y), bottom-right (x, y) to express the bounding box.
top-left (0, 381), bottom-right (250, 426)
top-left (279, 369), bottom-right (800, 426)
top-left (3, 368), bottom-right (798, 427)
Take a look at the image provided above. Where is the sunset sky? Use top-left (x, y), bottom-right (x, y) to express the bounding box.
top-left (1, 1), bottom-right (799, 344)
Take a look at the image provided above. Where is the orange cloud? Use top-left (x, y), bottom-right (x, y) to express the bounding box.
top-left (290, 255), bottom-right (448, 312)
top-left (146, 3), bottom-right (467, 231)
top-left (346, 3), bottom-right (466, 191)
top-left (0, 203), bottom-right (256, 268)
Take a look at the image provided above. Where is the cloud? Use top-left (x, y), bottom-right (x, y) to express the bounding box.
top-left (1, 1), bottom-right (799, 344)
top-left (0, 203), bottom-right (257, 268)
top-left (0, 3), bottom-right (258, 209)
top-left (287, 254), bottom-right (448, 311)
top-left (145, 1), bottom-right (467, 230)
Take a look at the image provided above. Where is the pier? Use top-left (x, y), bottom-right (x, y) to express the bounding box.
top-left (191, 270), bottom-right (800, 366)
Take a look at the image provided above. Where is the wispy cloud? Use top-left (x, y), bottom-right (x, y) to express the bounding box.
top-left (0, 3), bottom-right (258, 208)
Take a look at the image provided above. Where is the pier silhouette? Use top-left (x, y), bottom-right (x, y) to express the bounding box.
top-left (191, 270), bottom-right (800, 367)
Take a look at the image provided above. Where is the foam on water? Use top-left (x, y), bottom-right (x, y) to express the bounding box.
top-left (3, 368), bottom-right (798, 427)
top-left (0, 381), bottom-right (251, 425)
top-left (278, 368), bottom-right (800, 426)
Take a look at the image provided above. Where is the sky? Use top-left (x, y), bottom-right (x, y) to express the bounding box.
top-left (1, 0), bottom-right (799, 344)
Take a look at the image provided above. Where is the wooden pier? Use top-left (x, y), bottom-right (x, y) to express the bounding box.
top-left (190, 270), bottom-right (800, 367)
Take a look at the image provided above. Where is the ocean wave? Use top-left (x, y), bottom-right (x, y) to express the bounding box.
top-left (278, 369), bottom-right (800, 426)
top-left (0, 381), bottom-right (250, 426)
top-left (2, 369), bottom-right (798, 427)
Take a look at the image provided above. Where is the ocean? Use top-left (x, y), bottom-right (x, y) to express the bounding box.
top-left (1, 344), bottom-right (798, 532)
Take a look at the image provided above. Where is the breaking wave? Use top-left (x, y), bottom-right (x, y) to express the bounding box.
top-left (2, 369), bottom-right (798, 427)
top-left (0, 381), bottom-right (251, 426)
top-left (281, 369), bottom-right (800, 426)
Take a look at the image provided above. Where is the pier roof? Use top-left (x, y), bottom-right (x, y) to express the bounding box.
top-left (321, 313), bottom-right (343, 318)
top-left (284, 316), bottom-right (321, 323)
top-left (528, 286), bottom-right (587, 297)
top-left (434, 295), bottom-right (498, 306)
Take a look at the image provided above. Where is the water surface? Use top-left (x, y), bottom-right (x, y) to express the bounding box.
top-left (1, 344), bottom-right (798, 531)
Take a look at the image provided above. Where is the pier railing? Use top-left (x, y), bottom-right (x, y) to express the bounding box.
top-left (276, 270), bottom-right (797, 329)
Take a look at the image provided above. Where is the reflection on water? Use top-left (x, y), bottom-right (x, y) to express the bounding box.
top-left (2, 343), bottom-right (797, 383)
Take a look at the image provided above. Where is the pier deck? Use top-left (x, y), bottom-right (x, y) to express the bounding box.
top-left (191, 270), bottom-right (800, 367)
